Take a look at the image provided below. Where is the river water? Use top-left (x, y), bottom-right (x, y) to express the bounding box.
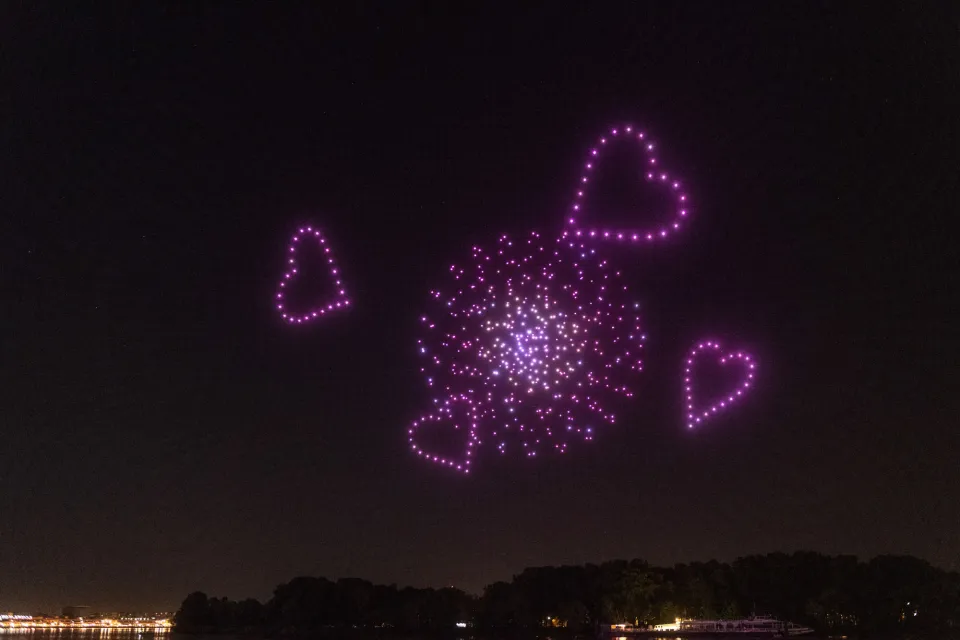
top-left (0, 632), bottom-right (832, 640)
top-left (0, 631), bottom-right (845, 640)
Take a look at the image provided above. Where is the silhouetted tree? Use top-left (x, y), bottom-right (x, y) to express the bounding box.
top-left (174, 552), bottom-right (960, 636)
top-left (174, 592), bottom-right (212, 632)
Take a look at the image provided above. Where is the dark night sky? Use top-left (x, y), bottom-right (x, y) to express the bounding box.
top-left (2, 3), bottom-right (958, 614)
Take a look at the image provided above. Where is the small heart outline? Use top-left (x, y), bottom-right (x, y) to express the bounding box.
top-left (565, 124), bottom-right (690, 244)
top-left (408, 393), bottom-right (480, 474)
top-left (274, 225), bottom-right (351, 324)
top-left (684, 340), bottom-right (757, 429)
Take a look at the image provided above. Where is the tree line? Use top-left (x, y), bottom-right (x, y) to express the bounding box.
top-left (174, 552), bottom-right (960, 636)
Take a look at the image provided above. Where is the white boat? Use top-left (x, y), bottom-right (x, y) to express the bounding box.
top-left (607, 615), bottom-right (815, 636)
top-left (677, 616), bottom-right (815, 635)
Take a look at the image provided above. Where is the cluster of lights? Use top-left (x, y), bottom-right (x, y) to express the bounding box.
top-left (409, 123), bottom-right (761, 472)
top-left (274, 226), bottom-right (350, 324)
top-left (684, 341), bottom-right (757, 429)
top-left (415, 231), bottom-right (644, 468)
top-left (0, 617), bottom-right (171, 630)
top-left (565, 124), bottom-right (689, 243)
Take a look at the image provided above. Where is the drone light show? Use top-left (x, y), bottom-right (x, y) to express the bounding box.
top-left (683, 341), bottom-right (757, 429)
top-left (274, 226), bottom-right (351, 324)
top-left (409, 123), bottom-right (761, 473)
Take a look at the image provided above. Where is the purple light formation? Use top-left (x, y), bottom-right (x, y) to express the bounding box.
top-left (684, 341), bottom-right (757, 429)
top-left (408, 393), bottom-right (480, 473)
top-left (409, 123), bottom-right (759, 474)
top-left (275, 226), bottom-right (351, 324)
top-left (566, 125), bottom-right (690, 243)
top-left (411, 231), bottom-right (644, 470)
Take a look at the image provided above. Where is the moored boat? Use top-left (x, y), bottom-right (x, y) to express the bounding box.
top-left (604, 615), bottom-right (815, 636)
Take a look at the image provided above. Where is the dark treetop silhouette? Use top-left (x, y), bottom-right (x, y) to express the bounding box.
top-left (175, 552), bottom-right (960, 637)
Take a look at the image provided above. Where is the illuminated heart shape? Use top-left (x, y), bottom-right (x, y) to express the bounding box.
top-left (408, 394), bottom-right (480, 474)
top-left (274, 225), bottom-right (351, 324)
top-left (565, 124), bottom-right (690, 244)
top-left (684, 340), bottom-right (757, 429)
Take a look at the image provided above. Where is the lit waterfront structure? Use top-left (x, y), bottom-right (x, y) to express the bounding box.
top-left (0, 613), bottom-right (171, 631)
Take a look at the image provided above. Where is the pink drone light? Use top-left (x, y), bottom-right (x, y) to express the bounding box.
top-left (274, 226), bottom-right (351, 324)
top-left (684, 340), bottom-right (757, 429)
top-left (565, 124), bottom-right (690, 244)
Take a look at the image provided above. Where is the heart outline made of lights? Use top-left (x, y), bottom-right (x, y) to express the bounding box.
top-left (684, 340), bottom-right (757, 429)
top-left (274, 225), bottom-right (351, 325)
top-left (565, 124), bottom-right (690, 245)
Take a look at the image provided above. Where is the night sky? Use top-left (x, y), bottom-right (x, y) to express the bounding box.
top-left (3, 3), bottom-right (958, 614)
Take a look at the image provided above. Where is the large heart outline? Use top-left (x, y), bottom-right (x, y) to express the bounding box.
top-left (408, 394), bottom-right (480, 474)
top-left (274, 225), bottom-right (351, 324)
top-left (684, 340), bottom-right (757, 429)
top-left (564, 124), bottom-right (690, 244)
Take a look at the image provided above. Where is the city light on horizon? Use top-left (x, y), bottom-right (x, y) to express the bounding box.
top-left (0, 613), bottom-right (172, 631)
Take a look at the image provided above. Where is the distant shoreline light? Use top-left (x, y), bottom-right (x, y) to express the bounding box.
top-left (0, 615), bottom-right (172, 631)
